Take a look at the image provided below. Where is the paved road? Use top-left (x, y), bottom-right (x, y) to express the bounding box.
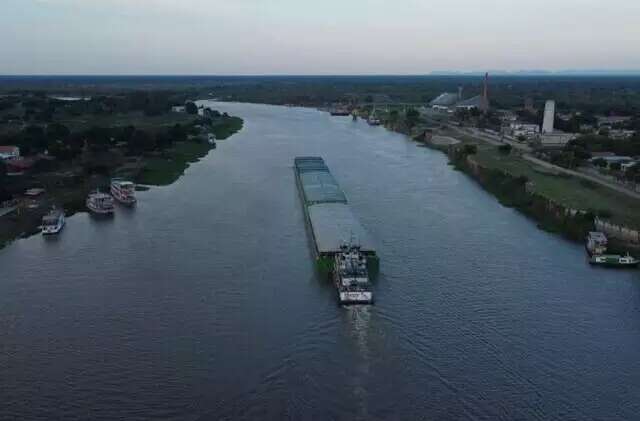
top-left (448, 126), bottom-right (640, 201)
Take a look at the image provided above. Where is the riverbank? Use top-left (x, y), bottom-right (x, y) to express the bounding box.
top-left (0, 112), bottom-right (243, 249)
top-left (415, 128), bottom-right (640, 253)
top-left (136, 115), bottom-right (242, 186)
top-left (343, 106), bottom-right (640, 254)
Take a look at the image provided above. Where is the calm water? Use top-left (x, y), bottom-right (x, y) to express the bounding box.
top-left (1, 102), bottom-right (640, 420)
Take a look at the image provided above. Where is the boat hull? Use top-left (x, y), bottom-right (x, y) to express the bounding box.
top-left (589, 260), bottom-right (639, 268)
top-left (42, 222), bottom-right (64, 235)
top-left (86, 202), bottom-right (114, 215)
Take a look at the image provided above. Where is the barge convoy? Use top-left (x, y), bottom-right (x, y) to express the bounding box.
top-left (294, 157), bottom-right (379, 304)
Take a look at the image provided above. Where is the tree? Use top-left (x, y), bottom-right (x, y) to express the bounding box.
top-left (168, 124), bottom-right (187, 142)
top-left (185, 102), bottom-right (198, 115)
top-left (46, 122), bottom-right (70, 140)
top-left (405, 108), bottom-right (420, 128)
top-left (498, 144), bottom-right (512, 154)
top-left (609, 162), bottom-right (621, 171)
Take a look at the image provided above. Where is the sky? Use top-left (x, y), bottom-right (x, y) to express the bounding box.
top-left (2, 0), bottom-right (640, 75)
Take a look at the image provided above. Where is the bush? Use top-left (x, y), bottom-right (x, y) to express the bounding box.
top-left (498, 144), bottom-right (512, 154)
top-left (462, 144), bottom-right (477, 155)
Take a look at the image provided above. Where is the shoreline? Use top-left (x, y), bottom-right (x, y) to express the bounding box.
top-left (0, 113), bottom-right (243, 251)
top-left (403, 126), bottom-right (640, 255)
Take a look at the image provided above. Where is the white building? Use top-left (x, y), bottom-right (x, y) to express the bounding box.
top-left (542, 100), bottom-right (555, 134)
top-left (609, 129), bottom-right (635, 140)
top-left (540, 132), bottom-right (576, 147)
top-left (171, 105), bottom-right (186, 113)
top-left (0, 146), bottom-right (20, 160)
top-left (510, 123), bottom-right (540, 139)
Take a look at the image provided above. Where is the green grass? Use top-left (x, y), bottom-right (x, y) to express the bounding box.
top-left (136, 116), bottom-right (244, 186)
top-left (137, 141), bottom-right (210, 186)
top-left (472, 144), bottom-right (640, 228)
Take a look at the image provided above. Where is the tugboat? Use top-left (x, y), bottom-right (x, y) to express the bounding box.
top-left (110, 179), bottom-right (137, 206)
top-left (86, 190), bottom-right (115, 215)
top-left (41, 207), bottom-right (65, 235)
top-left (586, 231), bottom-right (608, 256)
top-left (589, 253), bottom-right (639, 268)
top-left (333, 243), bottom-right (374, 305)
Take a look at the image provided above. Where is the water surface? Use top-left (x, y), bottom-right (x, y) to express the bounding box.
top-left (1, 102), bottom-right (639, 420)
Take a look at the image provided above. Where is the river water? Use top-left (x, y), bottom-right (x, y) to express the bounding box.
top-left (1, 102), bottom-right (639, 420)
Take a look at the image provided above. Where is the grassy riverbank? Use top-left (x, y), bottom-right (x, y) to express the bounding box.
top-left (470, 143), bottom-right (640, 229)
top-left (137, 116), bottom-right (242, 186)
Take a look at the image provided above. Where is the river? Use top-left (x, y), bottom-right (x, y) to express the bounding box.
top-left (1, 102), bottom-right (639, 420)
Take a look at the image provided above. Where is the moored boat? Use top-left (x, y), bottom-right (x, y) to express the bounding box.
top-left (86, 190), bottom-right (115, 215)
top-left (586, 231), bottom-right (607, 256)
top-left (329, 106), bottom-right (350, 116)
top-left (589, 253), bottom-right (639, 268)
top-left (41, 207), bottom-right (65, 235)
top-left (110, 179), bottom-right (137, 205)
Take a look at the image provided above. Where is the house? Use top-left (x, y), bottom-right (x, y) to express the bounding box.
top-left (609, 129), bottom-right (635, 140)
top-left (596, 115), bottom-right (632, 127)
top-left (5, 158), bottom-right (35, 175)
top-left (510, 123), bottom-right (540, 139)
top-left (0, 145), bottom-right (20, 160)
top-left (171, 105), bottom-right (186, 113)
top-left (590, 155), bottom-right (634, 168)
top-left (539, 132), bottom-right (577, 148)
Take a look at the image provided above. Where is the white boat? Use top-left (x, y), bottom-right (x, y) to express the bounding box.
top-left (110, 179), bottom-right (137, 205)
top-left (589, 253), bottom-right (639, 268)
top-left (41, 207), bottom-right (65, 235)
top-left (333, 243), bottom-right (374, 304)
top-left (586, 231), bottom-right (607, 256)
top-left (86, 191), bottom-right (115, 215)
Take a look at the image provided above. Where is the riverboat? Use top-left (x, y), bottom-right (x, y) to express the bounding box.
top-left (41, 207), bottom-right (65, 235)
top-left (586, 231), bottom-right (607, 256)
top-left (294, 156), bottom-right (379, 305)
top-left (86, 191), bottom-right (115, 215)
top-left (589, 253), bottom-right (639, 268)
top-left (110, 179), bottom-right (137, 205)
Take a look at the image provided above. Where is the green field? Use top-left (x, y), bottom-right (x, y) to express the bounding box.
top-left (472, 144), bottom-right (640, 228)
top-left (137, 141), bottom-right (210, 186)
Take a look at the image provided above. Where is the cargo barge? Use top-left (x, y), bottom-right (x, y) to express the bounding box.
top-left (294, 157), bottom-right (379, 304)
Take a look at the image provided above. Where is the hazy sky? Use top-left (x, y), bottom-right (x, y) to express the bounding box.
top-left (2, 0), bottom-right (639, 75)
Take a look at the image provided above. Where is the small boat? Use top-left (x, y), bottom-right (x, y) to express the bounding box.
top-left (110, 179), bottom-right (137, 205)
top-left (333, 243), bottom-right (374, 304)
top-left (41, 207), bottom-right (65, 235)
top-left (367, 107), bottom-right (381, 125)
top-left (586, 231), bottom-right (607, 256)
top-left (86, 190), bottom-right (115, 215)
top-left (589, 253), bottom-right (639, 268)
top-left (329, 107), bottom-right (350, 116)
top-left (367, 116), bottom-right (381, 126)
top-left (207, 133), bottom-right (216, 147)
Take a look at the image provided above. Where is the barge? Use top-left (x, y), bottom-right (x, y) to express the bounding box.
top-left (294, 157), bottom-right (379, 304)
